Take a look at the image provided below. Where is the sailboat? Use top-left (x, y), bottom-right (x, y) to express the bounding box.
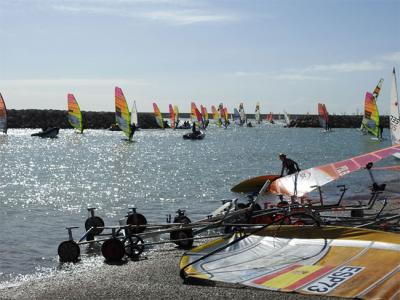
top-left (0, 93), bottom-right (7, 134)
top-left (266, 112), bottom-right (274, 124)
top-left (361, 79), bottom-right (384, 139)
top-left (115, 87), bottom-right (134, 141)
top-left (211, 105), bottom-right (221, 127)
top-left (233, 108), bottom-right (241, 125)
top-left (255, 102), bottom-right (261, 124)
top-left (153, 103), bottom-right (164, 128)
top-left (390, 68), bottom-right (400, 158)
top-left (67, 94), bottom-right (83, 133)
top-left (173, 105), bottom-right (180, 127)
top-left (169, 104), bottom-right (176, 129)
top-left (317, 103), bottom-right (330, 131)
top-left (131, 100), bottom-right (138, 128)
top-left (200, 105), bottom-right (209, 128)
top-left (238, 103), bottom-right (246, 125)
top-left (283, 110), bottom-right (291, 127)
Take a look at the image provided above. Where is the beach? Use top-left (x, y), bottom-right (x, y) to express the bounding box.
top-left (0, 248), bottom-right (332, 300)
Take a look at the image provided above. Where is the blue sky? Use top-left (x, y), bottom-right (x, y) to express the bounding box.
top-left (0, 0), bottom-right (399, 114)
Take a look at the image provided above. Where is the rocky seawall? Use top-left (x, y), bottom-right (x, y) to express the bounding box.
top-left (6, 109), bottom-right (389, 129)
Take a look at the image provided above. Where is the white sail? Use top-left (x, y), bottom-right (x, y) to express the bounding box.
top-left (390, 68), bottom-right (400, 144)
top-left (283, 110), bottom-right (290, 125)
top-left (390, 68), bottom-right (400, 159)
top-left (131, 101), bottom-right (138, 126)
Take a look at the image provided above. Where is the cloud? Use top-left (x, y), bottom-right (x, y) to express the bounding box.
top-left (0, 78), bottom-right (151, 87)
top-left (50, 0), bottom-right (238, 25)
top-left (302, 61), bottom-right (384, 73)
top-left (380, 51), bottom-right (400, 63)
top-left (231, 71), bottom-right (330, 81)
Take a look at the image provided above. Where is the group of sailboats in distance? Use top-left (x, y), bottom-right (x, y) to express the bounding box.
top-left (0, 68), bottom-right (399, 147)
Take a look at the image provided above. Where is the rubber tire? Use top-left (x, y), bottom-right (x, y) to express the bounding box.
top-left (58, 240), bottom-right (80, 262)
top-left (171, 229), bottom-right (193, 249)
top-left (84, 216), bottom-right (105, 236)
top-left (126, 213), bottom-right (147, 234)
top-left (101, 238), bottom-right (125, 262)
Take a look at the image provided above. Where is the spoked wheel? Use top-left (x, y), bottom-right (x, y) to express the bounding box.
top-left (126, 213), bottom-right (147, 234)
top-left (124, 235), bottom-right (145, 258)
top-left (101, 238), bottom-right (125, 262)
top-left (58, 240), bottom-right (80, 262)
top-left (84, 216), bottom-right (105, 240)
top-left (170, 229), bottom-right (194, 249)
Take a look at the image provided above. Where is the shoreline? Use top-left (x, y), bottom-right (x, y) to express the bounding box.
top-left (6, 109), bottom-right (390, 129)
top-left (0, 248), bottom-right (330, 300)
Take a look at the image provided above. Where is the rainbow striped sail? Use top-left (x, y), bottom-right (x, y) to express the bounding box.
top-left (153, 103), bottom-right (164, 128)
top-left (0, 93), bottom-right (7, 134)
top-left (169, 104), bottom-right (176, 129)
top-left (191, 102), bottom-right (203, 126)
top-left (115, 87), bottom-right (132, 140)
top-left (200, 105), bottom-right (208, 122)
top-left (67, 94), bottom-right (83, 133)
top-left (362, 92), bottom-right (380, 137)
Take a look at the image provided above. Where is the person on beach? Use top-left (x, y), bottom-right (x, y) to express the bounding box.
top-left (378, 124), bottom-right (384, 139)
top-left (279, 153), bottom-right (300, 177)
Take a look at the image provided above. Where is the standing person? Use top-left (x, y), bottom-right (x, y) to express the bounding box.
top-left (378, 124), bottom-right (384, 139)
top-left (279, 154), bottom-right (300, 177)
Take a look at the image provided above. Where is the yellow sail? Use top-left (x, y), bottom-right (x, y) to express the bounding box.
top-left (115, 87), bottom-right (132, 140)
top-left (67, 93), bottom-right (83, 133)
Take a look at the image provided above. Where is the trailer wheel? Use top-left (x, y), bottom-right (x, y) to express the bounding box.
top-left (101, 238), bottom-right (125, 262)
top-left (124, 235), bottom-right (145, 258)
top-left (58, 240), bottom-right (80, 262)
top-left (84, 216), bottom-right (105, 237)
top-left (126, 213), bottom-right (147, 234)
top-left (171, 229), bottom-right (193, 249)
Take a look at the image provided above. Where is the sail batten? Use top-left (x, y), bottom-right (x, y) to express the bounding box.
top-left (67, 93), bottom-right (83, 133)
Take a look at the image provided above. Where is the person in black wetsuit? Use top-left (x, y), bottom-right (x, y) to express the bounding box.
top-left (192, 122), bottom-right (200, 135)
top-left (129, 123), bottom-right (137, 140)
top-left (279, 153), bottom-right (300, 177)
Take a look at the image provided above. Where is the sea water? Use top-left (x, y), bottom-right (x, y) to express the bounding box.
top-left (0, 126), bottom-right (398, 287)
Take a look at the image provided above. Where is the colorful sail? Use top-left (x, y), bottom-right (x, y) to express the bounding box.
top-left (180, 226), bottom-right (400, 299)
top-left (373, 78), bottom-right (384, 99)
top-left (361, 92), bottom-right (380, 137)
top-left (153, 103), bottom-right (164, 128)
top-left (131, 101), bottom-right (138, 127)
top-left (173, 105), bottom-right (180, 126)
top-left (390, 68), bottom-right (400, 146)
top-left (115, 87), bottom-right (132, 139)
top-left (191, 102), bottom-right (203, 126)
top-left (200, 105), bottom-right (208, 122)
top-left (67, 94), bottom-right (83, 133)
top-left (0, 93), bottom-right (7, 134)
top-left (269, 144), bottom-right (400, 197)
top-left (317, 103), bottom-right (329, 130)
top-left (255, 102), bottom-right (261, 124)
top-left (211, 105), bottom-right (221, 127)
top-left (169, 104), bottom-right (175, 129)
top-left (267, 112), bottom-right (274, 123)
top-left (223, 107), bottom-right (229, 123)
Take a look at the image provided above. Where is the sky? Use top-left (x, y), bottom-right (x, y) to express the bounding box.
top-left (0, 0), bottom-right (399, 114)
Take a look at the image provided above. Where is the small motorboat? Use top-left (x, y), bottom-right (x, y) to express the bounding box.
top-left (183, 131), bottom-right (205, 140)
top-left (31, 127), bottom-right (60, 138)
top-left (108, 124), bottom-right (121, 131)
